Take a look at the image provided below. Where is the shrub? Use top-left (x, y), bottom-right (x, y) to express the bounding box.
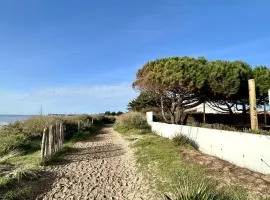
top-left (201, 123), bottom-right (238, 132)
top-left (21, 116), bottom-right (56, 137)
top-left (0, 134), bottom-right (32, 156)
top-left (7, 165), bottom-right (39, 183)
top-left (186, 116), bottom-right (199, 126)
top-left (115, 112), bottom-right (150, 130)
top-left (92, 115), bottom-right (116, 125)
top-left (164, 181), bottom-right (224, 200)
top-left (173, 135), bottom-right (199, 150)
top-left (0, 186), bottom-right (32, 200)
top-left (164, 177), bottom-right (247, 200)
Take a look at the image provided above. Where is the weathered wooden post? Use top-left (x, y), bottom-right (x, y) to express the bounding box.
top-left (41, 127), bottom-right (47, 162)
top-left (59, 123), bottom-right (62, 149)
top-left (248, 79), bottom-right (259, 131)
top-left (44, 128), bottom-right (49, 159)
top-left (78, 121), bottom-right (80, 132)
top-left (58, 123), bottom-right (61, 151)
top-left (60, 123), bottom-right (64, 148)
top-left (56, 122), bottom-right (60, 151)
top-left (53, 124), bottom-right (56, 154)
top-left (48, 124), bottom-right (53, 156)
top-left (53, 124), bottom-right (57, 153)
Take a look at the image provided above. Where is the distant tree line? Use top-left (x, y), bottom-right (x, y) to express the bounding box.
top-left (129, 56), bottom-right (270, 124)
top-left (104, 111), bottom-right (123, 116)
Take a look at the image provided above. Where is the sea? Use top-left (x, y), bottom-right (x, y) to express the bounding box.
top-left (0, 115), bottom-right (35, 125)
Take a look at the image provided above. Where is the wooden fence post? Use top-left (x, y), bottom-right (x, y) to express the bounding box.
top-left (55, 123), bottom-right (58, 151)
top-left (48, 125), bottom-right (53, 156)
top-left (78, 121), bottom-right (80, 132)
top-left (59, 123), bottom-right (63, 148)
top-left (44, 128), bottom-right (49, 159)
top-left (41, 123), bottom-right (65, 163)
top-left (57, 123), bottom-right (61, 150)
top-left (53, 124), bottom-right (57, 154)
top-left (248, 79), bottom-right (259, 131)
top-left (62, 124), bottom-right (65, 146)
top-left (41, 127), bottom-right (47, 162)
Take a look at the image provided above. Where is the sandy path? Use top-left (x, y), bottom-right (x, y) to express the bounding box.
top-left (37, 127), bottom-right (157, 200)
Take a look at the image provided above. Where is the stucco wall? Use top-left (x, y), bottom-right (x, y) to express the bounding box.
top-left (146, 112), bottom-right (270, 174)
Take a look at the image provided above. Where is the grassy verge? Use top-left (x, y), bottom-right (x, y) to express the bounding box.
top-left (114, 122), bottom-right (248, 200)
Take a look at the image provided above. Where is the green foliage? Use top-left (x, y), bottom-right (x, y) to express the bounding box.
top-left (164, 182), bottom-right (247, 200)
top-left (208, 60), bottom-right (252, 99)
top-left (253, 66), bottom-right (270, 101)
top-left (0, 134), bottom-right (34, 156)
top-left (133, 56), bottom-right (209, 124)
top-left (104, 111), bottom-right (123, 116)
top-left (0, 165), bottom-right (39, 200)
top-left (201, 123), bottom-right (239, 131)
top-left (173, 135), bottom-right (199, 150)
top-left (115, 112), bottom-right (150, 130)
top-left (0, 178), bottom-right (9, 188)
top-left (0, 186), bottom-right (32, 200)
top-left (133, 56), bottom-right (270, 122)
top-left (128, 92), bottom-right (158, 112)
top-left (7, 165), bottom-right (39, 183)
top-left (93, 115), bottom-right (116, 124)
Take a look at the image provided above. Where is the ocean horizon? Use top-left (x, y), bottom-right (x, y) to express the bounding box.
top-left (0, 115), bottom-right (35, 125)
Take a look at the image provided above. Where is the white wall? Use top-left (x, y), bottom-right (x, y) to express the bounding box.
top-left (146, 112), bottom-right (270, 175)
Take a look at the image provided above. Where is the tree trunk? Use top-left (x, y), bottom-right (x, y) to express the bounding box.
top-left (160, 97), bottom-right (169, 123)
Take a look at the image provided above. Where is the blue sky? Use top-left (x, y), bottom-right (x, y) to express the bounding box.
top-left (0, 0), bottom-right (269, 114)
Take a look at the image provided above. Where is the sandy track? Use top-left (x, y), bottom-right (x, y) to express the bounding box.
top-left (37, 127), bottom-right (157, 200)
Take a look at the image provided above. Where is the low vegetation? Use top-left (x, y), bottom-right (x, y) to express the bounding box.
top-left (114, 112), bottom-right (150, 135)
top-left (114, 112), bottom-right (250, 200)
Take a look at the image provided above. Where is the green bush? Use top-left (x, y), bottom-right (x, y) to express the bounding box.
top-left (164, 177), bottom-right (247, 200)
top-left (91, 115), bottom-right (116, 125)
top-left (201, 123), bottom-right (238, 132)
top-left (0, 135), bottom-right (33, 156)
top-left (173, 135), bottom-right (199, 150)
top-left (115, 112), bottom-right (150, 130)
top-left (186, 116), bottom-right (199, 126)
top-left (0, 186), bottom-right (32, 200)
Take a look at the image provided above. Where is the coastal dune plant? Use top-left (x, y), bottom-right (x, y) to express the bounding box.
top-left (115, 112), bottom-right (150, 130)
top-left (7, 165), bottom-right (39, 183)
top-left (173, 134), bottom-right (199, 150)
top-left (0, 134), bottom-right (32, 156)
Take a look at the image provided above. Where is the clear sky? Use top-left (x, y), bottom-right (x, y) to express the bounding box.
top-left (0, 0), bottom-right (269, 114)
